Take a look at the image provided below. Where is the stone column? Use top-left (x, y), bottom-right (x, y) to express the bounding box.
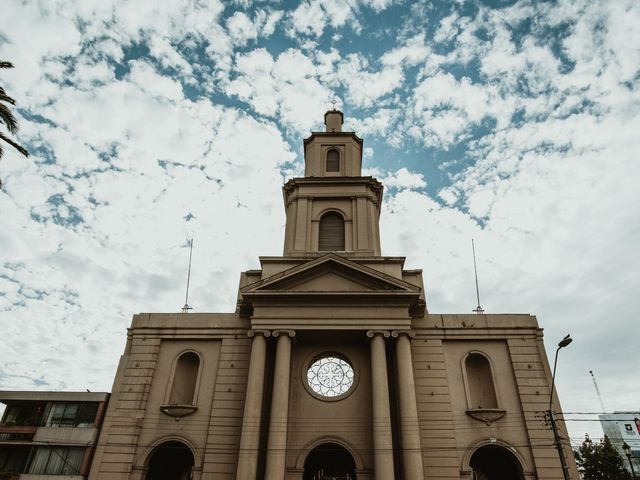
top-left (392, 330), bottom-right (424, 480)
top-left (265, 330), bottom-right (295, 480)
top-left (367, 330), bottom-right (395, 480)
top-left (236, 330), bottom-right (270, 480)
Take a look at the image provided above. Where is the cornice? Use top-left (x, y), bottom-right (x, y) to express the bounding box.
top-left (303, 131), bottom-right (363, 146)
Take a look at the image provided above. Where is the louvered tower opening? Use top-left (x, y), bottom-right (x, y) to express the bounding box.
top-left (326, 149), bottom-right (340, 172)
top-left (319, 213), bottom-right (345, 251)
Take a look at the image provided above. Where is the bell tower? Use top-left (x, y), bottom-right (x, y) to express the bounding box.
top-left (282, 110), bottom-right (383, 256)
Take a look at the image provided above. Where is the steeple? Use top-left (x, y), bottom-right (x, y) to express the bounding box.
top-left (302, 109), bottom-right (363, 178)
top-left (282, 110), bottom-right (383, 257)
top-left (324, 109), bottom-right (343, 132)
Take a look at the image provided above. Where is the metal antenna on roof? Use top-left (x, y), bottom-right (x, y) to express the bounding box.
top-left (589, 370), bottom-right (607, 412)
top-left (472, 239), bottom-right (484, 314)
top-left (331, 97), bottom-right (337, 110)
top-left (181, 238), bottom-right (194, 313)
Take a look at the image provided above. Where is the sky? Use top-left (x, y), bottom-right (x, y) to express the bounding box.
top-left (1, 0), bottom-right (639, 448)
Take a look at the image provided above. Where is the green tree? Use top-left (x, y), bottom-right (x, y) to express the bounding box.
top-left (574, 434), bottom-right (632, 480)
top-left (0, 60), bottom-right (29, 188)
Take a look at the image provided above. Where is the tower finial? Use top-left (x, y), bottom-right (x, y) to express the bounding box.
top-left (324, 107), bottom-right (343, 132)
top-left (181, 238), bottom-right (194, 313)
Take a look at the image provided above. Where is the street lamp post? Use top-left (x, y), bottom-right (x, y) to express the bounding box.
top-left (548, 334), bottom-right (573, 480)
top-left (623, 442), bottom-right (637, 479)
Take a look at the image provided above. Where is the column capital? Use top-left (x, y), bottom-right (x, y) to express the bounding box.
top-left (391, 330), bottom-right (415, 339)
top-left (247, 329), bottom-right (271, 338)
top-left (366, 330), bottom-right (390, 338)
top-left (272, 329), bottom-right (296, 338)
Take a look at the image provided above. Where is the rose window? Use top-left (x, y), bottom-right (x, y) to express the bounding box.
top-left (307, 355), bottom-right (354, 398)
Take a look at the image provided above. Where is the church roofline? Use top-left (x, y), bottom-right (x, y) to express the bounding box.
top-left (284, 176), bottom-right (379, 183)
top-left (241, 253), bottom-right (421, 293)
top-left (257, 255), bottom-right (408, 265)
top-left (303, 131), bottom-right (363, 146)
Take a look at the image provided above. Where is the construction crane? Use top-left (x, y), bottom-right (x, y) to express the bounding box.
top-left (589, 370), bottom-right (607, 412)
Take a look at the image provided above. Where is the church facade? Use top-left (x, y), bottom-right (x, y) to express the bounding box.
top-left (88, 111), bottom-right (578, 480)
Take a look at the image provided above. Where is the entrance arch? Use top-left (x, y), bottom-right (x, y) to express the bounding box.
top-left (145, 441), bottom-right (194, 480)
top-left (303, 442), bottom-right (357, 480)
top-left (469, 445), bottom-right (524, 480)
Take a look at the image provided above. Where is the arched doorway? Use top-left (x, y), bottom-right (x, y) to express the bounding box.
top-left (470, 445), bottom-right (524, 480)
top-left (303, 442), bottom-right (356, 480)
top-left (145, 441), bottom-right (194, 480)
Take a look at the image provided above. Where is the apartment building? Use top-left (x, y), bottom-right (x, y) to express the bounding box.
top-left (0, 391), bottom-right (108, 479)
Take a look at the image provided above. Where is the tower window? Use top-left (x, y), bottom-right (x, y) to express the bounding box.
top-left (169, 352), bottom-right (200, 405)
top-left (464, 352), bottom-right (499, 409)
top-left (326, 148), bottom-right (340, 172)
top-left (319, 212), bottom-right (345, 251)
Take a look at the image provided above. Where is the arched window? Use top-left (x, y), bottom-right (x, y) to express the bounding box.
top-left (169, 352), bottom-right (200, 405)
top-left (146, 441), bottom-right (194, 480)
top-left (470, 445), bottom-right (525, 480)
top-left (326, 149), bottom-right (340, 172)
top-left (304, 443), bottom-right (356, 480)
top-left (464, 353), bottom-right (498, 409)
top-left (319, 212), bottom-right (345, 251)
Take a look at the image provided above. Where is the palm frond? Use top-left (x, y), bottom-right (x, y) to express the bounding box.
top-left (0, 61), bottom-right (15, 69)
top-left (0, 91), bottom-right (16, 105)
top-left (0, 131), bottom-right (29, 157)
top-left (0, 103), bottom-right (19, 133)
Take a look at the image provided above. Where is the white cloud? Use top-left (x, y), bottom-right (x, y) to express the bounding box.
top-left (381, 33), bottom-right (430, 67)
top-left (382, 167), bottom-right (427, 190)
top-left (127, 61), bottom-right (184, 101)
top-left (147, 37), bottom-right (194, 79)
top-left (227, 48), bottom-right (333, 133)
top-left (260, 10), bottom-right (284, 37)
top-left (335, 54), bottom-right (404, 108)
top-left (287, 0), bottom-right (386, 38)
top-left (227, 11), bottom-right (259, 46)
top-left (289, 0), bottom-right (328, 37)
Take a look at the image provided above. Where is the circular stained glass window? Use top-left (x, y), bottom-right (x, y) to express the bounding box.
top-left (307, 354), bottom-right (355, 398)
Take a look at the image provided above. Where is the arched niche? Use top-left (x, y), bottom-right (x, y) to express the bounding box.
top-left (144, 440), bottom-right (195, 480)
top-left (319, 212), bottom-right (345, 251)
top-left (168, 351), bottom-right (201, 406)
top-left (462, 351), bottom-right (499, 410)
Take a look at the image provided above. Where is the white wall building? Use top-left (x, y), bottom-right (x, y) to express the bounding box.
top-left (599, 412), bottom-right (640, 474)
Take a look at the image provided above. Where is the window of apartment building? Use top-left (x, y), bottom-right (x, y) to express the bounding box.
top-left (1, 403), bottom-right (43, 426)
top-left (0, 446), bottom-right (30, 473)
top-left (28, 447), bottom-right (84, 475)
top-left (45, 402), bottom-right (98, 428)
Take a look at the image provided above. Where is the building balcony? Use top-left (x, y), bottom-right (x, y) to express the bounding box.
top-left (18, 476), bottom-right (83, 480)
top-left (32, 426), bottom-right (98, 444)
top-left (0, 425), bottom-right (37, 443)
top-left (0, 474), bottom-right (20, 480)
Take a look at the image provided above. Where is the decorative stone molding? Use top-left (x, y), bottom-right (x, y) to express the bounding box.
top-left (366, 330), bottom-right (390, 338)
top-left (160, 405), bottom-right (198, 418)
top-left (465, 408), bottom-right (507, 425)
top-left (391, 330), bottom-right (415, 339)
top-left (247, 329), bottom-right (271, 338)
top-left (272, 329), bottom-right (296, 338)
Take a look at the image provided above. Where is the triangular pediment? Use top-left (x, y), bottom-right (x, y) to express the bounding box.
top-left (241, 253), bottom-right (420, 295)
